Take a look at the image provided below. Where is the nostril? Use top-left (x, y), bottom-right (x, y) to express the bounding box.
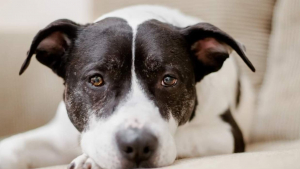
top-left (125, 146), bottom-right (133, 154)
top-left (143, 146), bottom-right (150, 154)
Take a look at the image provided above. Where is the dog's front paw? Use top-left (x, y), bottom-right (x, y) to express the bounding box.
top-left (68, 154), bottom-right (101, 169)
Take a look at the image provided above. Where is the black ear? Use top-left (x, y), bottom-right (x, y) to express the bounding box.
top-left (19, 19), bottom-right (81, 78)
top-left (181, 22), bottom-right (255, 81)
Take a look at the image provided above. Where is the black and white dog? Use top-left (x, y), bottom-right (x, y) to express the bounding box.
top-left (0, 5), bottom-right (255, 169)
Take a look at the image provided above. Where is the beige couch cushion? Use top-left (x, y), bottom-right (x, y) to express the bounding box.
top-left (251, 0), bottom-right (300, 142)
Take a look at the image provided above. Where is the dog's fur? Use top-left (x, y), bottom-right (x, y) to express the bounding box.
top-left (0, 5), bottom-right (255, 169)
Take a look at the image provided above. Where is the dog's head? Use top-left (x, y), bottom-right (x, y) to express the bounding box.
top-left (20, 17), bottom-right (254, 168)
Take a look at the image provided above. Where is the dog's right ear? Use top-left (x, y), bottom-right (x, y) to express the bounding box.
top-left (19, 19), bottom-right (81, 78)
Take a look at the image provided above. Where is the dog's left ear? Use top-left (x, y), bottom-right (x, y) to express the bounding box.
top-left (19, 19), bottom-right (81, 78)
top-left (181, 22), bottom-right (255, 81)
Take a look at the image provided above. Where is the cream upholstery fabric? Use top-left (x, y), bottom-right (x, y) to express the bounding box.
top-left (252, 0), bottom-right (300, 142)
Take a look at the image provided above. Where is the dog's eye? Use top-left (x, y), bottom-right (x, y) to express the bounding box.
top-left (162, 75), bottom-right (177, 87)
top-left (90, 75), bottom-right (103, 87)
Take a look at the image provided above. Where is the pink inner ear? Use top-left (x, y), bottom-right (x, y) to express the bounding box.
top-left (197, 38), bottom-right (221, 50)
top-left (193, 38), bottom-right (228, 59)
top-left (37, 31), bottom-right (68, 56)
top-left (192, 37), bottom-right (229, 64)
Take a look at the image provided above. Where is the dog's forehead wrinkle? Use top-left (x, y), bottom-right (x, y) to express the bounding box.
top-left (102, 57), bottom-right (124, 71)
top-left (145, 56), bottom-right (162, 71)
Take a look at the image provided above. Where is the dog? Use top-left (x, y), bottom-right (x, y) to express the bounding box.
top-left (0, 5), bottom-right (255, 169)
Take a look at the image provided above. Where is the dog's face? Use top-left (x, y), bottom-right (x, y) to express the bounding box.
top-left (20, 17), bottom-right (254, 168)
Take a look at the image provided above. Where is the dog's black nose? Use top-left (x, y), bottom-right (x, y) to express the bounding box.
top-left (116, 128), bottom-right (158, 165)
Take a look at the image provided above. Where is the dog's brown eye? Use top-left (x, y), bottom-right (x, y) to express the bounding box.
top-left (90, 75), bottom-right (103, 87)
top-left (162, 76), bottom-right (177, 87)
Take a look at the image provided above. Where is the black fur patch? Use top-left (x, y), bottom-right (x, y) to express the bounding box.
top-left (220, 108), bottom-right (245, 153)
top-left (63, 17), bottom-right (133, 131)
top-left (189, 97), bottom-right (198, 122)
top-left (135, 20), bottom-right (197, 125)
top-left (236, 79), bottom-right (241, 108)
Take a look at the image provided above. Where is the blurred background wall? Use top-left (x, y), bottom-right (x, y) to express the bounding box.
top-left (0, 0), bottom-right (93, 32)
top-left (0, 0), bottom-right (94, 137)
top-left (0, 0), bottom-right (275, 137)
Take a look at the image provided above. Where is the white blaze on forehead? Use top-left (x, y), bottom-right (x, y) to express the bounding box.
top-left (95, 5), bottom-right (201, 30)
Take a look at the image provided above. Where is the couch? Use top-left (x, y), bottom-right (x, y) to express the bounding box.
top-left (1, 0), bottom-right (300, 168)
